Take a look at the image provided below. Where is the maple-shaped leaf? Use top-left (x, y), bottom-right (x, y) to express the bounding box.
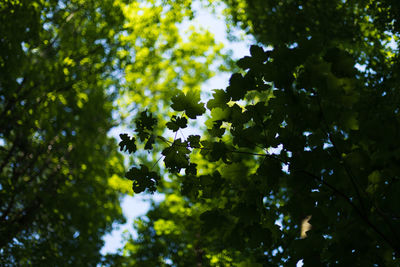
top-left (226, 73), bottom-right (247, 101)
top-left (135, 110), bottom-right (157, 142)
top-left (187, 135), bottom-right (201, 148)
top-left (161, 139), bottom-right (190, 173)
top-left (228, 103), bottom-right (251, 128)
top-left (136, 110), bottom-right (157, 131)
top-left (170, 93), bottom-right (186, 111)
top-left (166, 115), bottom-right (187, 132)
top-left (200, 140), bottom-right (229, 162)
top-left (236, 46), bottom-right (270, 75)
top-left (207, 89), bottom-right (229, 110)
top-left (119, 133), bottom-right (137, 153)
top-left (125, 164), bottom-right (161, 194)
top-left (245, 102), bottom-right (267, 122)
top-left (236, 56), bottom-right (254, 70)
top-left (171, 91), bottom-right (206, 119)
top-left (208, 120), bottom-right (225, 138)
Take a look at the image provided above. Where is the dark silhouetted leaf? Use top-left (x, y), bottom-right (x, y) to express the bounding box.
top-left (119, 133), bottom-right (137, 153)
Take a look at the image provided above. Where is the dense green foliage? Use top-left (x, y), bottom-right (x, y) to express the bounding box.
top-left (0, 1), bottom-right (126, 264)
top-left (0, 0), bottom-right (225, 265)
top-left (122, 0), bottom-right (400, 265)
top-left (3, 0), bottom-right (400, 265)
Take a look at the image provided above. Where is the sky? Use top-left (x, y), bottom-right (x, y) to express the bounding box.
top-left (101, 2), bottom-right (253, 255)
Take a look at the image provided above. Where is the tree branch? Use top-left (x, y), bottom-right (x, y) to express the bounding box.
top-left (298, 169), bottom-right (400, 254)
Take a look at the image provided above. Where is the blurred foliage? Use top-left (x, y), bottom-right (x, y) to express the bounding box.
top-left (0, 0), bottom-right (226, 265)
top-left (122, 0), bottom-right (400, 266)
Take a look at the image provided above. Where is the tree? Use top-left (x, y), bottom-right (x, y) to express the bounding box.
top-left (122, 0), bottom-right (400, 265)
top-left (0, 0), bottom-right (225, 265)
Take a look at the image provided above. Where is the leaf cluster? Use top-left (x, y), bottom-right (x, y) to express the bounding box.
top-left (0, 0), bottom-right (227, 264)
top-left (123, 0), bottom-right (400, 265)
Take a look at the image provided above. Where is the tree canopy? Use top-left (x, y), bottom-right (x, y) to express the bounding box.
top-left (121, 0), bottom-right (400, 266)
top-left (0, 0), bottom-right (226, 265)
top-left (3, 0), bottom-right (400, 265)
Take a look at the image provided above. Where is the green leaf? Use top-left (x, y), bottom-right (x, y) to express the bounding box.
top-left (166, 115), bottom-right (188, 132)
top-left (249, 45), bottom-right (267, 60)
top-left (226, 73), bottom-right (247, 101)
top-left (171, 91), bottom-right (206, 119)
top-left (208, 120), bottom-right (225, 138)
top-left (187, 135), bottom-right (201, 148)
top-left (228, 104), bottom-right (250, 128)
top-left (125, 164), bottom-right (161, 194)
top-left (122, 0), bottom-right (400, 265)
top-left (236, 56), bottom-right (254, 70)
top-left (136, 110), bottom-right (157, 131)
top-left (207, 89), bottom-right (229, 110)
top-left (135, 110), bottom-right (157, 142)
top-left (119, 133), bottom-right (137, 153)
top-left (161, 138), bottom-right (190, 173)
top-left (200, 140), bottom-right (229, 162)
